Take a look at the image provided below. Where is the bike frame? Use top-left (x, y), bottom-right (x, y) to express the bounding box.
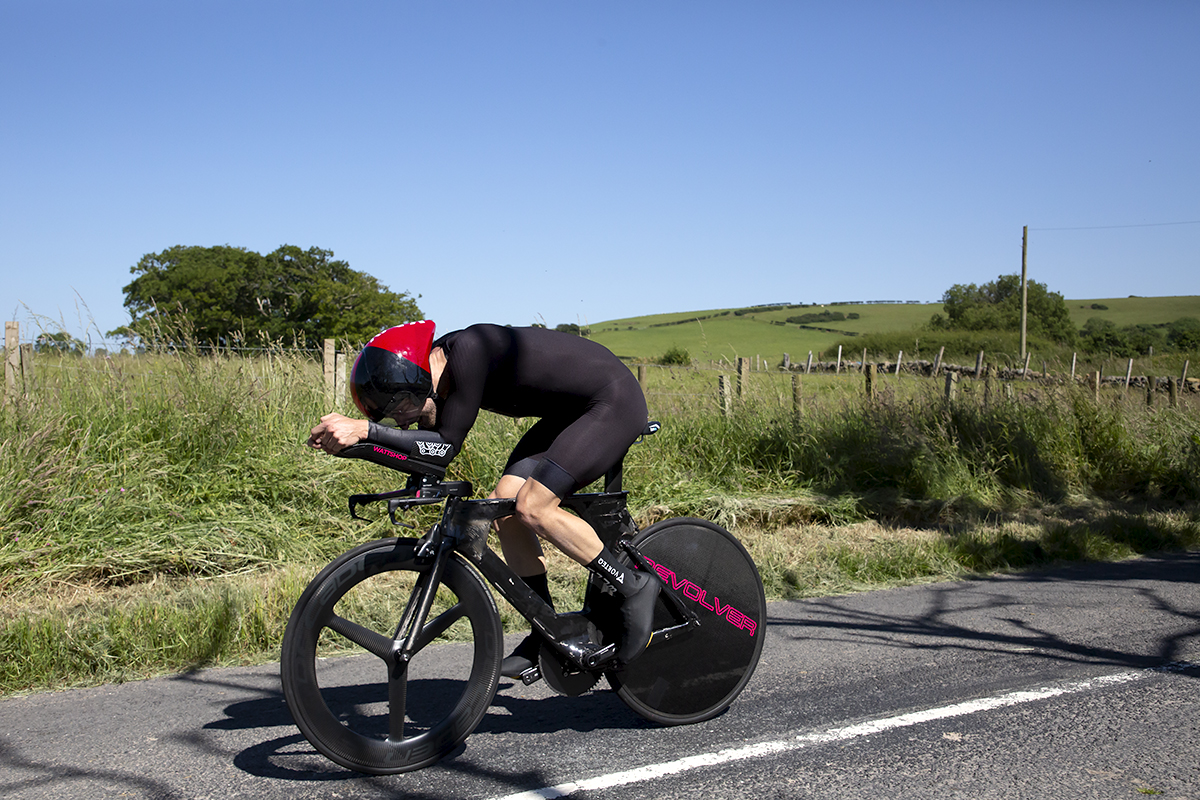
top-left (354, 479), bottom-right (700, 677)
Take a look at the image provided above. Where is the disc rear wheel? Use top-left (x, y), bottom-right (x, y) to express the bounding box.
top-left (605, 518), bottom-right (766, 725)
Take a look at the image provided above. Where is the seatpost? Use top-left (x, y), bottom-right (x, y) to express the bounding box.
top-left (603, 460), bottom-right (624, 493)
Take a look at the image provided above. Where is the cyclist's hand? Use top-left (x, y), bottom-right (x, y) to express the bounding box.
top-left (308, 413), bottom-right (369, 454)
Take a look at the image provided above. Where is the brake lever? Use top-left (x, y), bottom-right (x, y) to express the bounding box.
top-left (348, 494), bottom-right (376, 521)
top-left (348, 489), bottom-right (416, 522)
top-left (387, 498), bottom-right (416, 529)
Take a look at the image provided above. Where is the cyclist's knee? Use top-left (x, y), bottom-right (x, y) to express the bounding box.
top-left (489, 474), bottom-right (526, 501)
top-left (489, 474), bottom-right (527, 532)
top-left (513, 479), bottom-right (561, 532)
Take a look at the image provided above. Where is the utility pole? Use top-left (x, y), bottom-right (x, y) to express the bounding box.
top-left (1020, 225), bottom-right (1028, 360)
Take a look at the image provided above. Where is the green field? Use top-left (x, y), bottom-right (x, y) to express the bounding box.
top-left (592, 303), bottom-right (940, 365)
top-left (590, 296), bottom-right (1200, 365)
top-left (1066, 295), bottom-right (1200, 327)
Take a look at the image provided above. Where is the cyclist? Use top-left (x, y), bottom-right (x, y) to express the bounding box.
top-left (307, 320), bottom-right (660, 676)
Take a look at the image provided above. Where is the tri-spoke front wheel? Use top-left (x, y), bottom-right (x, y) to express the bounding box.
top-left (281, 538), bottom-right (502, 774)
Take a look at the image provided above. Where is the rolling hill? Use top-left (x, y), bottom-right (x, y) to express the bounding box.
top-left (587, 296), bottom-right (1200, 364)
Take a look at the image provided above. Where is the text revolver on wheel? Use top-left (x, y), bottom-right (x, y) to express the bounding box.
top-left (289, 321), bottom-right (766, 773)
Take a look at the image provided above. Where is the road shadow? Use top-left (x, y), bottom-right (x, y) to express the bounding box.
top-left (766, 550), bottom-right (1200, 676)
top-left (206, 667), bottom-right (645, 781)
top-left (0, 740), bottom-right (188, 800)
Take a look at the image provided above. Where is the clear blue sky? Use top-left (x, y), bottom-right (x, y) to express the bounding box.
top-left (3, 1), bottom-right (1198, 347)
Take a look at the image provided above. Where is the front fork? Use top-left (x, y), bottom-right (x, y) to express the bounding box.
top-left (390, 527), bottom-right (454, 675)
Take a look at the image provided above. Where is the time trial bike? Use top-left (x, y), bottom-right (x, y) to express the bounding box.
top-left (280, 422), bottom-right (766, 774)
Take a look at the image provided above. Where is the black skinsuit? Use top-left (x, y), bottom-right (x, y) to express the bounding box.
top-left (368, 324), bottom-right (648, 497)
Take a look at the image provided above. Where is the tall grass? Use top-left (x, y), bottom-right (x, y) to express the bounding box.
top-left (625, 377), bottom-right (1200, 523)
top-left (0, 337), bottom-right (373, 590)
top-left (2, 336), bottom-right (1198, 694)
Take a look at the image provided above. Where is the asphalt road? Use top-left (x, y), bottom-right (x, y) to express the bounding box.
top-left (2, 552), bottom-right (1197, 799)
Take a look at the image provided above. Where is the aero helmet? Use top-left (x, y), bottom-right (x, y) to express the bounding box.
top-left (350, 320), bottom-right (437, 422)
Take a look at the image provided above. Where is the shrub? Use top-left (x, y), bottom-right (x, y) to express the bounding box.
top-left (658, 345), bottom-right (692, 366)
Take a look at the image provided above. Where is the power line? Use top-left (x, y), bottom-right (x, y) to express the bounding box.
top-left (1032, 219), bottom-right (1200, 232)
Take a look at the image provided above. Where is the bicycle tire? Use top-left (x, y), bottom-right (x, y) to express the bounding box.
top-left (606, 518), bottom-right (766, 725)
top-left (281, 538), bottom-right (502, 774)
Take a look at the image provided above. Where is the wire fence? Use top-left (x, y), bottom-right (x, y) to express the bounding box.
top-left (5, 322), bottom-right (1196, 416)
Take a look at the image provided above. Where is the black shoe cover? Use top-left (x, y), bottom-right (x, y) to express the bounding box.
top-left (501, 634), bottom-right (541, 678)
top-left (617, 571), bottom-right (661, 665)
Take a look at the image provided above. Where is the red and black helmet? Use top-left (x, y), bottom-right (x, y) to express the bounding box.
top-left (350, 320), bottom-right (437, 423)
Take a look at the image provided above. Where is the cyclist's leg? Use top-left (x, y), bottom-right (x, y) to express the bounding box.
top-left (491, 434), bottom-right (562, 675)
top-left (490, 473), bottom-right (548, 576)
top-left (491, 473), bottom-right (561, 677)
top-left (510, 383), bottom-right (658, 663)
top-left (514, 475), bottom-right (661, 664)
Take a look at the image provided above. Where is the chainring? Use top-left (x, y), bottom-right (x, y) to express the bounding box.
top-left (538, 646), bottom-right (602, 697)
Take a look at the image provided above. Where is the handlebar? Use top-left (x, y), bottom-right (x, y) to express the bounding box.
top-left (335, 443), bottom-right (473, 524)
top-left (346, 476), bottom-right (474, 525)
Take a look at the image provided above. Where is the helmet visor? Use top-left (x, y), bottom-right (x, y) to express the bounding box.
top-left (351, 348), bottom-right (433, 423)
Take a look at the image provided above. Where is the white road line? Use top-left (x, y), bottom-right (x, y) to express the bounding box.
top-left (488, 670), bottom-right (1149, 800)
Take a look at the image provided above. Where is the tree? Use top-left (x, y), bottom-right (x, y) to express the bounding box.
top-left (1167, 317), bottom-right (1200, 352)
top-left (34, 331), bottom-right (86, 356)
top-left (1080, 318), bottom-right (1131, 356)
top-left (1124, 323), bottom-right (1167, 355)
top-left (930, 274), bottom-right (1076, 343)
top-left (114, 245), bottom-right (422, 345)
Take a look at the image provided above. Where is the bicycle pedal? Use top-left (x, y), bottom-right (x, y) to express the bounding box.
top-left (518, 665), bottom-right (542, 686)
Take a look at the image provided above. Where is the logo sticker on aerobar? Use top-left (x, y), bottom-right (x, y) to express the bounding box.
top-left (416, 441), bottom-right (452, 458)
top-left (372, 445), bottom-right (407, 461)
top-left (643, 556), bottom-right (757, 636)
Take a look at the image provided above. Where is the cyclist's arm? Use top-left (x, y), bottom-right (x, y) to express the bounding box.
top-left (309, 413), bottom-right (369, 451)
top-left (366, 421), bottom-right (457, 464)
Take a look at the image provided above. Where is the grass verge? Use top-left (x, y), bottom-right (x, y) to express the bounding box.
top-left (2, 340), bottom-right (1199, 695)
top-left (2, 501), bottom-right (1197, 696)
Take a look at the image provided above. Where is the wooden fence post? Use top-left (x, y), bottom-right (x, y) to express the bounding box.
top-left (861, 348), bottom-right (867, 373)
top-left (792, 374), bottom-right (802, 423)
top-left (1145, 377), bottom-right (1154, 407)
top-left (835, 345), bottom-right (842, 374)
top-left (805, 351), bottom-right (813, 374)
top-left (1070, 352), bottom-right (1077, 381)
top-left (1124, 358), bottom-right (1133, 391)
top-left (782, 353), bottom-right (790, 371)
top-left (895, 350), bottom-right (904, 376)
top-left (932, 346), bottom-right (944, 377)
top-left (1022, 351), bottom-right (1032, 381)
top-left (736, 357), bottom-right (748, 397)
top-left (4, 321), bottom-right (20, 405)
top-left (1169, 376), bottom-right (1179, 408)
top-left (335, 350), bottom-right (348, 409)
top-left (323, 339), bottom-right (336, 409)
top-left (945, 370), bottom-right (959, 401)
top-left (638, 365), bottom-right (647, 394)
top-left (718, 375), bottom-right (732, 419)
top-left (1091, 371), bottom-right (1101, 402)
top-left (975, 351), bottom-right (985, 379)
top-left (865, 363), bottom-right (876, 399)
top-left (984, 364), bottom-right (995, 407)
top-left (1182, 360), bottom-right (1190, 385)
